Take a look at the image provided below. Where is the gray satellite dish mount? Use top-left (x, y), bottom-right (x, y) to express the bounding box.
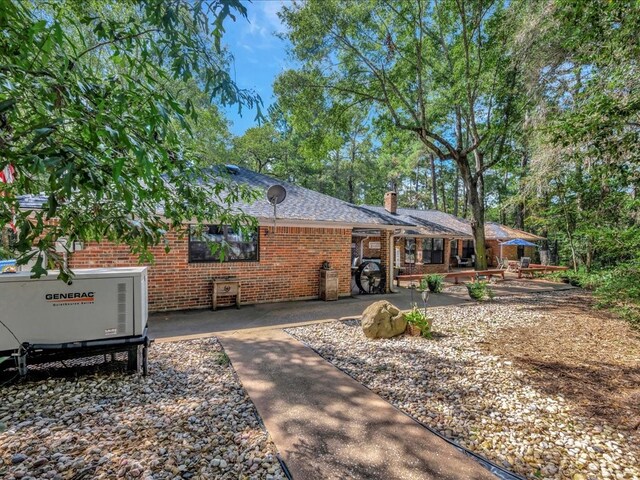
top-left (266, 184), bottom-right (287, 233)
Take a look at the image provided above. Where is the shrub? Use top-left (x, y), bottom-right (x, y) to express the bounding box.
top-left (405, 307), bottom-right (433, 338)
top-left (594, 262), bottom-right (640, 328)
top-left (547, 263), bottom-right (640, 328)
top-left (546, 269), bottom-right (598, 289)
top-left (422, 273), bottom-right (445, 293)
top-left (466, 280), bottom-right (494, 301)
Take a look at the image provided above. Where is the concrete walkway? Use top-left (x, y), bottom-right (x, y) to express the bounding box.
top-left (218, 328), bottom-right (496, 480)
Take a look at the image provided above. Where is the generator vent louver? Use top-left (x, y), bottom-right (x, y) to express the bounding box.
top-left (117, 282), bottom-right (127, 334)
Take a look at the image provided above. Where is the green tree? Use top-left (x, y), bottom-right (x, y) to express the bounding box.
top-left (0, 0), bottom-right (259, 279)
top-left (274, 75), bottom-right (385, 204)
top-left (279, 0), bottom-right (523, 269)
top-left (232, 123), bottom-right (288, 174)
top-left (515, 0), bottom-right (640, 270)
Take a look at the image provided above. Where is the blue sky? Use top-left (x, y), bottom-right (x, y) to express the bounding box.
top-left (222, 1), bottom-right (291, 136)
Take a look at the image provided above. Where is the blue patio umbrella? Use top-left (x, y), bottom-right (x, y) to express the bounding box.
top-left (499, 238), bottom-right (538, 259)
top-left (500, 238), bottom-right (538, 247)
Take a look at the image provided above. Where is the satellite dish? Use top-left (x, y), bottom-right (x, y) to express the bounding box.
top-left (266, 184), bottom-right (287, 205)
top-left (266, 185), bottom-right (287, 234)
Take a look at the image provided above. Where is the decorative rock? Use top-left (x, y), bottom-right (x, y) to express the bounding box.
top-left (11, 454), bottom-right (28, 464)
top-left (361, 300), bottom-right (407, 338)
top-left (286, 290), bottom-right (640, 480)
top-left (0, 339), bottom-right (285, 480)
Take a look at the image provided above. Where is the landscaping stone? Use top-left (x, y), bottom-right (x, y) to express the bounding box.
top-left (0, 339), bottom-right (284, 480)
top-left (360, 300), bottom-right (407, 338)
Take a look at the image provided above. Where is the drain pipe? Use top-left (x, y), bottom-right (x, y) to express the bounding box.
top-left (389, 231), bottom-right (402, 293)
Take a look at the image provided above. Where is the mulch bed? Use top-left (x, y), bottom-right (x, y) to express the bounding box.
top-left (485, 292), bottom-right (640, 434)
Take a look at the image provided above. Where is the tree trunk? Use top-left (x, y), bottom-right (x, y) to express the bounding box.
top-left (468, 183), bottom-right (487, 270)
top-left (474, 150), bottom-right (485, 212)
top-left (424, 161), bottom-right (431, 209)
top-left (453, 173), bottom-right (460, 217)
top-left (456, 154), bottom-right (488, 270)
top-left (430, 153), bottom-right (438, 210)
top-left (462, 186), bottom-right (468, 218)
top-left (515, 152), bottom-right (528, 230)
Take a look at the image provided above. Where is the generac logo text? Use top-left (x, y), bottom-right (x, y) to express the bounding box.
top-left (45, 292), bottom-right (95, 300)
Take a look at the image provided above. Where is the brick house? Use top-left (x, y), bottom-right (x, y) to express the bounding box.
top-left (19, 167), bottom-right (413, 311)
top-left (17, 166), bottom-right (541, 312)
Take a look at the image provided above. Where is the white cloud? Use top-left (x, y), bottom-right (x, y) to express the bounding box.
top-left (243, 0), bottom-right (286, 39)
top-left (260, 0), bottom-right (286, 34)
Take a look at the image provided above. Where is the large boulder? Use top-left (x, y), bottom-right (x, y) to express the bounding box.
top-left (361, 300), bottom-right (407, 339)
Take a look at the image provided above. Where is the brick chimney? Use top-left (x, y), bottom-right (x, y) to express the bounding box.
top-left (384, 191), bottom-right (397, 214)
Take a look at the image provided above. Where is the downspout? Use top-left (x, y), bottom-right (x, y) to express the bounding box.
top-left (389, 232), bottom-right (403, 293)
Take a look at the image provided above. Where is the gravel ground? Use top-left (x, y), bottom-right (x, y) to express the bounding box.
top-left (286, 290), bottom-right (640, 480)
top-left (0, 338), bottom-right (284, 480)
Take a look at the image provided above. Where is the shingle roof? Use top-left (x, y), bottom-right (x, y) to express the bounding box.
top-left (17, 166), bottom-right (412, 228)
top-left (16, 194), bottom-right (48, 209)
top-left (484, 223), bottom-right (545, 241)
top-left (215, 167), bottom-right (413, 226)
top-left (358, 206), bottom-right (471, 237)
top-left (361, 205), bottom-right (543, 241)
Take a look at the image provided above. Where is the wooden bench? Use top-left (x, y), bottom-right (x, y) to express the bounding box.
top-left (518, 265), bottom-right (569, 278)
top-left (395, 273), bottom-right (424, 286)
top-left (396, 270), bottom-right (505, 286)
top-left (446, 269), bottom-right (505, 284)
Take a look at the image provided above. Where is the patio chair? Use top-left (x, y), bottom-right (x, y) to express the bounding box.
top-left (519, 257), bottom-right (531, 268)
top-left (495, 256), bottom-right (507, 269)
top-left (456, 255), bottom-right (472, 268)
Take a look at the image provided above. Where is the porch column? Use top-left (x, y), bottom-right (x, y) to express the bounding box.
top-left (379, 230), bottom-right (393, 293)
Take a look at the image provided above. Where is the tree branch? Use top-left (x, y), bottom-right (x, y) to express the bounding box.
top-left (75, 28), bottom-right (160, 61)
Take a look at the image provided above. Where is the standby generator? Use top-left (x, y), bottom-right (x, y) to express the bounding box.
top-left (0, 267), bottom-right (150, 375)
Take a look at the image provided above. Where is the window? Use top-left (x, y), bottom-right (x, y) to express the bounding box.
top-left (404, 238), bottom-right (416, 264)
top-left (189, 225), bottom-right (258, 262)
top-left (462, 240), bottom-right (475, 259)
top-left (422, 238), bottom-right (444, 264)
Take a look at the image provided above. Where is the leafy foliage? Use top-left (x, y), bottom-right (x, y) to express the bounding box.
top-left (405, 307), bottom-right (433, 338)
top-left (594, 262), bottom-right (640, 328)
top-left (466, 280), bottom-right (493, 301)
top-left (421, 274), bottom-right (444, 293)
top-left (0, 0), bottom-right (259, 278)
top-left (548, 263), bottom-right (640, 328)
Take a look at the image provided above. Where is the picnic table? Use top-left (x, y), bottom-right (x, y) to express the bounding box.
top-left (517, 264), bottom-right (569, 278)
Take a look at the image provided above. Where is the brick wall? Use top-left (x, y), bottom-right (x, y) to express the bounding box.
top-left (69, 226), bottom-right (353, 312)
top-left (362, 238), bottom-right (382, 259)
top-left (488, 240), bottom-right (536, 264)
